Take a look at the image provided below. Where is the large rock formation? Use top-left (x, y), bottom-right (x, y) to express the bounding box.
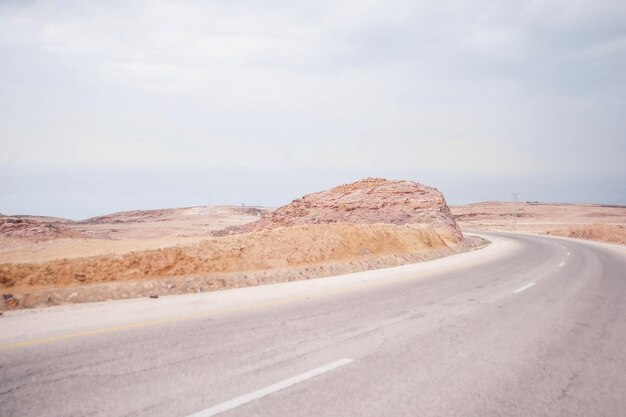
top-left (219, 177), bottom-right (463, 243)
top-left (0, 178), bottom-right (475, 310)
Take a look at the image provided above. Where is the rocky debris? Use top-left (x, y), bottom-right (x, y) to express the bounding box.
top-left (2, 293), bottom-right (19, 309)
top-left (216, 177), bottom-right (463, 242)
top-left (4, 298), bottom-right (19, 309)
top-left (149, 294), bottom-right (159, 299)
top-left (0, 215), bottom-right (79, 241)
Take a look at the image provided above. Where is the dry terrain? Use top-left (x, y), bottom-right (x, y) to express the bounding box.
top-left (1, 178), bottom-right (481, 310)
top-left (219, 177), bottom-right (462, 243)
top-left (451, 202), bottom-right (626, 244)
top-left (0, 206), bottom-right (267, 263)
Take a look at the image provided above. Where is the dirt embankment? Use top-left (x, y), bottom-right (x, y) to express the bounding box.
top-left (0, 223), bottom-right (482, 308)
top-left (546, 224), bottom-right (626, 245)
top-left (1, 178), bottom-right (478, 310)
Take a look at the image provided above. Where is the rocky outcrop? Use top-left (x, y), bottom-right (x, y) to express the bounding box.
top-left (218, 177), bottom-right (463, 243)
top-left (0, 216), bottom-right (78, 241)
top-left (0, 178), bottom-right (476, 310)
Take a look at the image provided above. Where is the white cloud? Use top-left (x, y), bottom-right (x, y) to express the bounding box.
top-left (0, 0), bottom-right (624, 178)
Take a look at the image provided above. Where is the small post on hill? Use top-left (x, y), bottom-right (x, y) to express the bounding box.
top-left (511, 192), bottom-right (520, 232)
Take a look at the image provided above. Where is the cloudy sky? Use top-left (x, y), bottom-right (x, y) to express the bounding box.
top-left (1, 0), bottom-right (625, 218)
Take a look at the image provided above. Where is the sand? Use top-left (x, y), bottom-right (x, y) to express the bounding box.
top-left (0, 206), bottom-right (267, 263)
top-left (451, 202), bottom-right (626, 244)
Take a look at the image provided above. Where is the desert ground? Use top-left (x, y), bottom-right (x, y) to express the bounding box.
top-left (0, 178), bottom-right (481, 310)
top-left (0, 205), bottom-right (268, 263)
top-left (451, 202), bottom-right (626, 244)
top-left (2, 181), bottom-right (625, 311)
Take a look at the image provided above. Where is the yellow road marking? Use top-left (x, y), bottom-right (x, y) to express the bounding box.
top-left (0, 269), bottom-right (432, 352)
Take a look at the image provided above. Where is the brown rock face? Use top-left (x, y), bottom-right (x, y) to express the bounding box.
top-left (219, 177), bottom-right (463, 242)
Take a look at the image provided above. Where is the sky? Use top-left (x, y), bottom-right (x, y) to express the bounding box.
top-left (1, 0), bottom-right (625, 219)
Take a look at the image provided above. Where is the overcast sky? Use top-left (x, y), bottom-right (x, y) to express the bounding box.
top-left (1, 0), bottom-right (625, 219)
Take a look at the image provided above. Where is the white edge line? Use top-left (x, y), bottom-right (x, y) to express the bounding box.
top-left (187, 358), bottom-right (354, 417)
top-left (513, 282), bottom-right (536, 294)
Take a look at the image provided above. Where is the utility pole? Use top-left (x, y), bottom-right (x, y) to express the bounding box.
top-left (511, 192), bottom-right (520, 232)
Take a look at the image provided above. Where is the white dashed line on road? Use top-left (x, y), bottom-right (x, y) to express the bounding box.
top-left (513, 282), bottom-right (536, 294)
top-left (187, 358), bottom-right (354, 417)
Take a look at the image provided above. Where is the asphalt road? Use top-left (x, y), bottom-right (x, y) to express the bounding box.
top-left (1, 232), bottom-right (625, 417)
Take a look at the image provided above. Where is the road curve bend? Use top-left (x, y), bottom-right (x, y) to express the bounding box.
top-left (1, 232), bottom-right (625, 417)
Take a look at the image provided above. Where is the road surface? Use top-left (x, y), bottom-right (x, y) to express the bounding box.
top-left (1, 232), bottom-right (625, 417)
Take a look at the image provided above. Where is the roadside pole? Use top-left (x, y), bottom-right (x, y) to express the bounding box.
top-left (511, 192), bottom-right (520, 232)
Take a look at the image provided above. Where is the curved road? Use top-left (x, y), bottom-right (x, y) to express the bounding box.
top-left (1, 232), bottom-right (625, 417)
